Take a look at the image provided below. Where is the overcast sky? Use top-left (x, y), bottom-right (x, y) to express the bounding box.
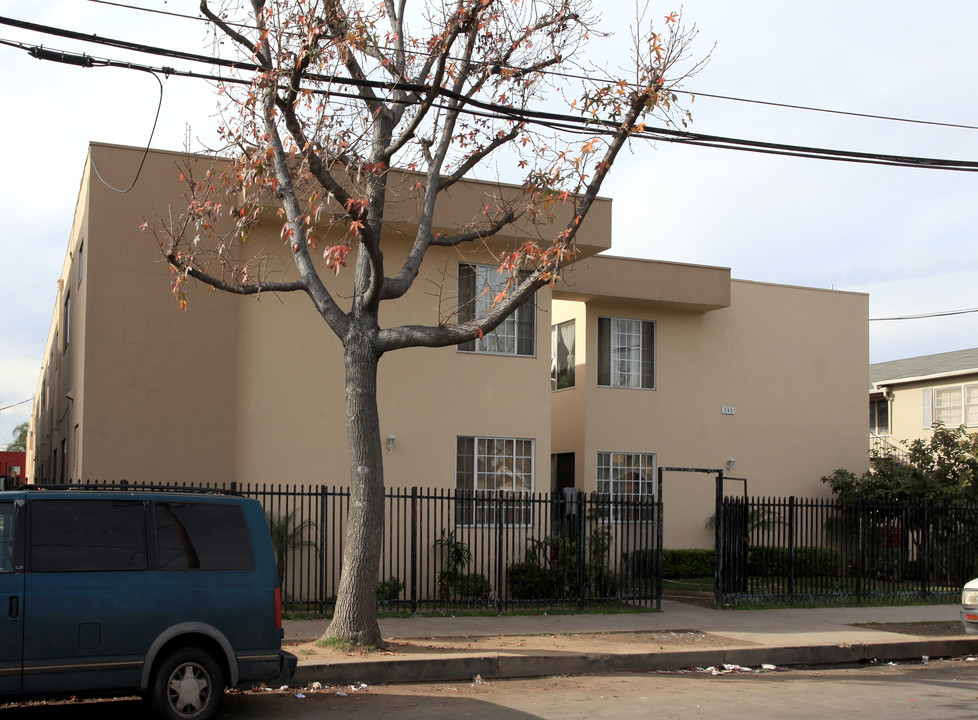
top-left (1, 0), bottom-right (977, 445)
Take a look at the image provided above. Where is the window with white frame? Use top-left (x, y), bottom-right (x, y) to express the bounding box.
top-left (596, 452), bottom-right (656, 522)
top-left (923, 383), bottom-right (978, 428)
top-left (597, 317), bottom-right (654, 389)
top-left (457, 264), bottom-right (535, 356)
top-left (870, 395), bottom-right (889, 435)
top-left (62, 292), bottom-right (70, 353)
top-left (551, 320), bottom-right (575, 390)
top-left (455, 436), bottom-right (533, 525)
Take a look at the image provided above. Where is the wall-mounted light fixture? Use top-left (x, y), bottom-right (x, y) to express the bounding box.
top-left (386, 436), bottom-right (396, 453)
top-left (726, 458), bottom-right (735, 471)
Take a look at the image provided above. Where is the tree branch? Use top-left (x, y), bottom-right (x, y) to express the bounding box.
top-left (378, 269), bottom-right (546, 353)
top-left (430, 210), bottom-right (517, 247)
top-left (166, 253), bottom-right (307, 295)
top-left (200, 0), bottom-right (269, 66)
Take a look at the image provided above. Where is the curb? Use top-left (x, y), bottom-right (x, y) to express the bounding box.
top-left (292, 637), bottom-right (978, 686)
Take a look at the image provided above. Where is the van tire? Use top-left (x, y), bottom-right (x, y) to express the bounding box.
top-left (150, 647), bottom-right (224, 720)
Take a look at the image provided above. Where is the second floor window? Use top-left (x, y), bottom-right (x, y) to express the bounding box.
top-left (551, 320), bottom-right (575, 390)
top-left (869, 396), bottom-right (889, 435)
top-left (62, 292), bottom-right (71, 353)
top-left (597, 317), bottom-right (654, 389)
top-left (457, 264), bottom-right (534, 356)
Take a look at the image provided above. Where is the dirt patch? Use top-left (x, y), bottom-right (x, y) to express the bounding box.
top-left (850, 621), bottom-right (968, 637)
top-left (288, 629), bottom-right (751, 663)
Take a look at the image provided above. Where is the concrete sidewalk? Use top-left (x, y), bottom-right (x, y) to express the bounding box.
top-left (285, 601), bottom-right (978, 686)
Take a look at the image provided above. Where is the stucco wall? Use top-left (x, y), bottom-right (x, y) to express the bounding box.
top-left (552, 277), bottom-right (869, 548)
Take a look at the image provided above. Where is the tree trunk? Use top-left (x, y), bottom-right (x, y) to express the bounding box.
top-left (323, 325), bottom-right (386, 647)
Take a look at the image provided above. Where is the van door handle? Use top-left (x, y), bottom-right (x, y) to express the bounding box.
top-left (8, 596), bottom-right (18, 619)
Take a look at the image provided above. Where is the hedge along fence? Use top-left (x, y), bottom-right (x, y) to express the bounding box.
top-left (620, 549), bottom-right (716, 580)
top-left (717, 495), bottom-right (978, 605)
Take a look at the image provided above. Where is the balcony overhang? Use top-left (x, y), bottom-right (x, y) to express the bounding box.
top-left (554, 255), bottom-right (731, 313)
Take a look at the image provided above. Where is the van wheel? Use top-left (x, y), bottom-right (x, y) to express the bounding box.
top-left (150, 648), bottom-right (224, 720)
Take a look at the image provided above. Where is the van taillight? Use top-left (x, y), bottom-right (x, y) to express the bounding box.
top-left (275, 587), bottom-right (282, 630)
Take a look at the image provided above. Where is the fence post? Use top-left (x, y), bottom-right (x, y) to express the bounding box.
top-left (496, 494), bottom-right (504, 614)
top-left (788, 496), bottom-right (796, 599)
top-left (656, 468), bottom-right (663, 611)
top-left (920, 501), bottom-right (930, 601)
top-left (577, 491), bottom-right (586, 610)
top-left (714, 471), bottom-right (723, 609)
top-left (410, 487), bottom-right (418, 614)
top-left (855, 499), bottom-right (863, 603)
top-left (319, 487), bottom-right (328, 616)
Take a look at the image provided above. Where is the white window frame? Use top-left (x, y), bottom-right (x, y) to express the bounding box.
top-left (455, 436), bottom-right (534, 526)
top-left (870, 395), bottom-right (889, 436)
top-left (597, 317), bottom-right (655, 389)
top-left (595, 451), bottom-right (657, 523)
top-left (457, 264), bottom-right (535, 357)
top-left (551, 320), bottom-right (575, 390)
top-left (62, 291), bottom-right (70, 353)
top-left (923, 382), bottom-right (978, 428)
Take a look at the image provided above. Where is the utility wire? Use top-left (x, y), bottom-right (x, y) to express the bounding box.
top-left (81, 0), bottom-right (978, 133)
top-left (88, 65), bottom-right (163, 193)
top-left (0, 398), bottom-right (34, 413)
top-left (1, 37), bottom-right (164, 192)
top-left (3, 17), bottom-right (978, 172)
top-left (870, 308), bottom-right (978, 322)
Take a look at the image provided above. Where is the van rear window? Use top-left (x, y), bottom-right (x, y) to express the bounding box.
top-left (155, 502), bottom-right (253, 570)
top-left (0, 503), bottom-right (13, 573)
top-left (31, 500), bottom-right (148, 572)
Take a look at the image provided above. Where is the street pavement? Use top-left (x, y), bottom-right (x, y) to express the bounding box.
top-left (284, 601), bottom-right (978, 685)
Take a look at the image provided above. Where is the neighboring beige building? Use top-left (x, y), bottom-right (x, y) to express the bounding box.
top-left (29, 143), bottom-right (869, 548)
top-left (869, 348), bottom-right (978, 454)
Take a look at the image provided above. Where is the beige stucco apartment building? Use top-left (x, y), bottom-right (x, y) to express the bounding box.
top-left (28, 143), bottom-right (869, 547)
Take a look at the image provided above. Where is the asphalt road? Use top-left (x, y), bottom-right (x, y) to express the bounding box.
top-left (3, 660), bottom-right (978, 719)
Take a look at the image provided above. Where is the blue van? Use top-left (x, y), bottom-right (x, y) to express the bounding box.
top-left (0, 488), bottom-right (296, 719)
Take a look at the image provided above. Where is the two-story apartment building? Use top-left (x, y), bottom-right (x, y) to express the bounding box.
top-left (551, 257), bottom-right (869, 546)
top-left (869, 347), bottom-right (978, 454)
top-left (29, 143), bottom-right (869, 548)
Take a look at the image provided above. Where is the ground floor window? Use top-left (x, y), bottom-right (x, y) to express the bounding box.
top-left (456, 436), bottom-right (534, 526)
top-left (596, 451), bottom-right (656, 522)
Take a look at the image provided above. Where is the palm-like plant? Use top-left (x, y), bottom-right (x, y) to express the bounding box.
top-left (433, 529), bottom-right (472, 598)
top-left (266, 511), bottom-right (317, 589)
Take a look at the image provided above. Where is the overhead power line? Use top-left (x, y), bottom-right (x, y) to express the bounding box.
top-left (870, 307), bottom-right (978, 322)
top-left (3, 15), bottom-right (978, 172)
top-left (81, 0), bottom-right (978, 132)
top-left (0, 398), bottom-right (34, 413)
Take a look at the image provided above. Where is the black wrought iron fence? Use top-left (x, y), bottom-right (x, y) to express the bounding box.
top-left (717, 495), bottom-right (978, 606)
top-left (69, 481), bottom-right (662, 614)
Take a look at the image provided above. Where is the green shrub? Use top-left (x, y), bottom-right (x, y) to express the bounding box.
top-left (620, 549), bottom-right (655, 579)
top-left (455, 572), bottom-right (491, 599)
top-left (748, 546), bottom-right (841, 577)
top-left (507, 561), bottom-right (558, 600)
top-left (663, 549), bottom-right (715, 578)
top-left (619, 549), bottom-right (715, 579)
top-left (377, 576), bottom-right (404, 604)
top-left (587, 567), bottom-right (619, 597)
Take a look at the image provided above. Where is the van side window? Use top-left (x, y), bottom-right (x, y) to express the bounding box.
top-left (155, 502), bottom-right (253, 570)
top-left (0, 503), bottom-right (13, 573)
top-left (31, 500), bottom-right (147, 572)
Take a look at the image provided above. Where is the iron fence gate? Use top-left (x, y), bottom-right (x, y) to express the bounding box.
top-left (716, 495), bottom-right (978, 606)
